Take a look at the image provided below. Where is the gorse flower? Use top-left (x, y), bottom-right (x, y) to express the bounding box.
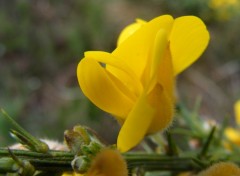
top-left (77, 15), bottom-right (209, 152)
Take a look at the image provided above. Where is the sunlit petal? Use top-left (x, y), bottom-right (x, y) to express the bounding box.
top-left (77, 58), bottom-right (134, 118)
top-left (170, 16), bottom-right (210, 75)
top-left (117, 92), bottom-right (155, 152)
top-left (113, 15), bottom-right (174, 79)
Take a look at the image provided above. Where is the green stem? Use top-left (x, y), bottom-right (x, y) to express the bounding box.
top-left (0, 149), bottom-right (201, 173)
top-left (0, 109), bottom-right (49, 153)
top-left (0, 148), bottom-right (238, 174)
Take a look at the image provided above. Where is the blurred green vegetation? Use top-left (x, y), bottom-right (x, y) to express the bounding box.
top-left (0, 0), bottom-right (240, 146)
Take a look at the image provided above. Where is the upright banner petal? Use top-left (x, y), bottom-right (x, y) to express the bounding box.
top-left (170, 16), bottom-right (210, 75)
top-left (113, 15), bottom-right (174, 79)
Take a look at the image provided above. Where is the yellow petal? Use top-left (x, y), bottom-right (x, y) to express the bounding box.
top-left (147, 84), bottom-right (174, 133)
top-left (157, 49), bottom-right (175, 101)
top-left (85, 51), bottom-right (143, 97)
top-left (225, 127), bottom-right (240, 145)
top-left (234, 100), bottom-right (240, 126)
top-left (170, 16), bottom-right (210, 75)
top-left (148, 29), bottom-right (168, 87)
top-left (141, 29), bottom-right (168, 91)
top-left (117, 19), bottom-right (146, 45)
top-left (117, 92), bottom-right (155, 152)
top-left (77, 57), bottom-right (134, 118)
top-left (147, 41), bottom-right (174, 133)
top-left (113, 15), bottom-right (174, 80)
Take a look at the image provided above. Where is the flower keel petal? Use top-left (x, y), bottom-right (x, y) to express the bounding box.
top-left (117, 92), bottom-right (155, 152)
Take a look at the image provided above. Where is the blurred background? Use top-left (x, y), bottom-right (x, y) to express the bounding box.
top-left (0, 0), bottom-right (240, 146)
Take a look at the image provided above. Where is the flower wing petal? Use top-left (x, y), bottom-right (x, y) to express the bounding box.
top-left (77, 57), bottom-right (134, 118)
top-left (170, 16), bottom-right (210, 75)
top-left (117, 92), bottom-right (155, 152)
top-left (85, 51), bottom-right (143, 97)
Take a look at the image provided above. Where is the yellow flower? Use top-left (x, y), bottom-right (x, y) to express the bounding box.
top-left (196, 162), bottom-right (240, 176)
top-left (62, 149), bottom-right (128, 176)
top-left (225, 100), bottom-right (240, 146)
top-left (77, 15), bottom-right (209, 152)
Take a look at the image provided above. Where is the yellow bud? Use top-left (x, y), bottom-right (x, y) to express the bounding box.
top-left (86, 149), bottom-right (128, 176)
top-left (197, 162), bottom-right (240, 176)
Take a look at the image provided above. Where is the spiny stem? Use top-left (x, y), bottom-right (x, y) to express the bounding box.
top-left (0, 148), bottom-right (239, 173)
top-left (0, 109), bottom-right (49, 153)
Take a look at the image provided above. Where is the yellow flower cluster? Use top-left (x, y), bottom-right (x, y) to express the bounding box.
top-left (77, 15), bottom-right (209, 152)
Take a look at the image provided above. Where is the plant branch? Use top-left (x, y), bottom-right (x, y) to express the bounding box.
top-left (0, 148), bottom-right (234, 174)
